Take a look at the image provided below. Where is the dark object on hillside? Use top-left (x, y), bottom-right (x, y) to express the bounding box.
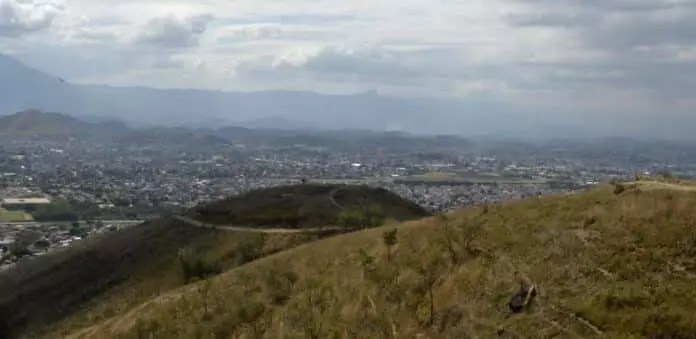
top-left (613, 184), bottom-right (626, 195)
top-left (508, 283), bottom-right (537, 314)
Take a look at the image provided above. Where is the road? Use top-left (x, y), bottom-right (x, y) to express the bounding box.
top-left (175, 216), bottom-right (343, 234)
top-left (0, 220), bottom-right (144, 227)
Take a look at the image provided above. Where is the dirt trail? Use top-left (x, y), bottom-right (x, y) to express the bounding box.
top-left (175, 216), bottom-right (343, 234)
top-left (630, 181), bottom-right (696, 192)
top-left (328, 187), bottom-right (345, 210)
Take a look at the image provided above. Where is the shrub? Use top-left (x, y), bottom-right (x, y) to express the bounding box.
top-left (264, 266), bottom-right (298, 305)
top-left (9, 242), bottom-right (32, 257)
top-left (233, 235), bottom-right (266, 266)
top-left (382, 228), bottom-right (398, 261)
top-left (338, 204), bottom-right (386, 230)
top-left (178, 248), bottom-right (221, 283)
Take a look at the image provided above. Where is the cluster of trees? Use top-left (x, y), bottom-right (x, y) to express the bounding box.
top-left (178, 235), bottom-right (267, 284)
top-left (177, 248), bottom-right (222, 283)
top-left (337, 204), bottom-right (385, 230)
top-left (32, 201), bottom-right (78, 222)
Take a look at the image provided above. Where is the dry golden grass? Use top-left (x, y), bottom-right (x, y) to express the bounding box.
top-left (40, 231), bottom-right (325, 338)
top-left (59, 185), bottom-right (696, 338)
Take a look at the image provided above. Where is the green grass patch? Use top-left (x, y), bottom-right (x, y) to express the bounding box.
top-left (0, 209), bottom-right (33, 222)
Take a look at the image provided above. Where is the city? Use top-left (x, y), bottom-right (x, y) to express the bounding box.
top-left (2, 114), bottom-right (696, 270)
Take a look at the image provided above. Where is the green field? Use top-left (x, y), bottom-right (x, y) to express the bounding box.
top-left (0, 208), bottom-right (34, 222)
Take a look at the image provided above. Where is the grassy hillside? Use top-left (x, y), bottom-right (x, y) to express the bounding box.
top-left (0, 218), bottom-right (334, 338)
top-left (67, 184), bottom-right (696, 338)
top-left (190, 184), bottom-right (430, 228)
top-left (0, 184), bottom-right (426, 338)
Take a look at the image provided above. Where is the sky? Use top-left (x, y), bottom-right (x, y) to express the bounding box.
top-left (1, 0), bottom-right (696, 125)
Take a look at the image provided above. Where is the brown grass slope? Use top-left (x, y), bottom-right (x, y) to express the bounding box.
top-left (3, 184), bottom-right (426, 338)
top-left (64, 184), bottom-right (696, 338)
top-left (0, 218), bottom-right (330, 339)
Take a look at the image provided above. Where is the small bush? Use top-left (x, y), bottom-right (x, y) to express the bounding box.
top-left (264, 266), bottom-right (298, 305)
top-left (178, 248), bottom-right (221, 283)
top-left (382, 228), bottom-right (398, 261)
top-left (603, 286), bottom-right (649, 310)
top-left (233, 235), bottom-right (266, 266)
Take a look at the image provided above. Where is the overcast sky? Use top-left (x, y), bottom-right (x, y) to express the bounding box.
top-left (1, 0), bottom-right (696, 123)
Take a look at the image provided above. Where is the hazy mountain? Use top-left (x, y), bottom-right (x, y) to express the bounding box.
top-left (4, 54), bottom-right (689, 139)
top-left (0, 110), bottom-right (128, 137)
top-left (0, 53), bottom-right (545, 136)
top-left (0, 110), bottom-right (474, 152)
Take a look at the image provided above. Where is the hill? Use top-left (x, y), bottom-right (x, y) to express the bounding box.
top-left (0, 110), bottom-right (127, 137)
top-left (65, 184), bottom-right (696, 338)
top-left (0, 184), bottom-right (427, 338)
top-left (0, 217), bottom-right (338, 338)
top-left (189, 184), bottom-right (430, 228)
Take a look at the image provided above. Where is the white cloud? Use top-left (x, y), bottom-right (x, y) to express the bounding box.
top-left (1, 0), bottom-right (695, 119)
top-left (136, 14), bottom-right (213, 48)
top-left (0, 0), bottom-right (65, 36)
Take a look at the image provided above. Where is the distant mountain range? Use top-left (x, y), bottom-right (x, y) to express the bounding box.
top-left (0, 53), bottom-right (556, 137)
top-left (3, 53), bottom-right (693, 140)
top-left (0, 110), bottom-right (475, 151)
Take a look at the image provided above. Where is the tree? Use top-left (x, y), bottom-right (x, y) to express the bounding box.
top-left (382, 228), bottom-right (398, 262)
top-left (413, 253), bottom-right (446, 327)
top-left (364, 204), bottom-right (385, 228)
top-left (338, 209), bottom-right (363, 230)
top-left (234, 234), bottom-right (265, 266)
top-left (197, 278), bottom-right (213, 319)
top-left (178, 247), bottom-right (221, 283)
top-left (32, 200), bottom-right (78, 222)
top-left (338, 204), bottom-right (386, 230)
top-left (9, 242), bottom-right (32, 257)
top-left (437, 214), bottom-right (459, 266)
top-left (33, 239), bottom-right (50, 251)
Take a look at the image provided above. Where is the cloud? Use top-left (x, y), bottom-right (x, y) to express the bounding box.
top-left (215, 24), bottom-right (325, 43)
top-left (4, 0), bottom-right (696, 122)
top-left (0, 0), bottom-right (65, 36)
top-left (503, 0), bottom-right (696, 99)
top-left (237, 46), bottom-right (426, 84)
top-left (136, 14), bottom-right (213, 48)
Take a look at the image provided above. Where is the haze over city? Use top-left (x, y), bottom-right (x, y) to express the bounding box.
top-left (2, 0), bottom-right (696, 138)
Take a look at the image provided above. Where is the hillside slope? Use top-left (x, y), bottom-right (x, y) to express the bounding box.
top-left (0, 184), bottom-right (426, 338)
top-left (190, 184), bottom-right (430, 228)
top-left (67, 185), bottom-right (696, 338)
top-left (0, 218), bottom-right (334, 339)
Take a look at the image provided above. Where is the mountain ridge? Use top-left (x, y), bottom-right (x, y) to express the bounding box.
top-left (0, 53), bottom-right (554, 137)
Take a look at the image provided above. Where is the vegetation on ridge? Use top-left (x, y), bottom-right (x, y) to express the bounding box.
top-left (189, 184), bottom-right (430, 228)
